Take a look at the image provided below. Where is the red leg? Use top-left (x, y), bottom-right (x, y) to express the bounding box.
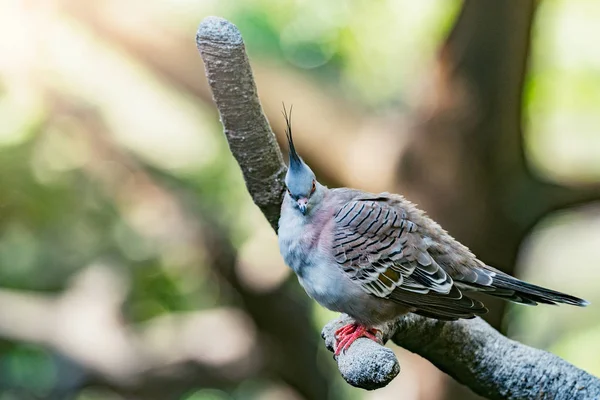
top-left (334, 323), bottom-right (381, 356)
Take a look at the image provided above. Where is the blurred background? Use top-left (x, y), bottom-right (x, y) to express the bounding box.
top-left (0, 0), bottom-right (599, 399)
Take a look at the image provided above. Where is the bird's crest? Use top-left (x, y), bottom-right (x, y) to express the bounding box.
top-left (282, 103), bottom-right (302, 170)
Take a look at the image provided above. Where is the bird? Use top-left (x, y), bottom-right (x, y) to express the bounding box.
top-left (276, 106), bottom-right (589, 356)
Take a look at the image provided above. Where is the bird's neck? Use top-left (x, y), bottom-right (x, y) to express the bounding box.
top-left (280, 186), bottom-right (330, 228)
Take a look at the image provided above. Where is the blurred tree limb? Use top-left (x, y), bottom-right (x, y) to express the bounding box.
top-left (0, 266), bottom-right (262, 399)
top-left (400, 2), bottom-right (539, 396)
top-left (47, 93), bottom-right (332, 400)
top-left (196, 15), bottom-right (600, 398)
top-left (395, 1), bottom-right (600, 398)
top-left (399, 0), bottom-right (600, 320)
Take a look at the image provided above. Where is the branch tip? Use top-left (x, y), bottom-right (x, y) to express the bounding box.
top-left (196, 16), bottom-right (243, 47)
top-left (322, 315), bottom-right (399, 390)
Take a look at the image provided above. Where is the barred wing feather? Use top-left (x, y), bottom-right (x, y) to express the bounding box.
top-left (332, 198), bottom-right (487, 319)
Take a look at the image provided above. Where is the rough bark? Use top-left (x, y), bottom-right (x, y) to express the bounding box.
top-left (196, 15), bottom-right (600, 398)
top-left (322, 314), bottom-right (600, 399)
top-left (196, 17), bottom-right (287, 229)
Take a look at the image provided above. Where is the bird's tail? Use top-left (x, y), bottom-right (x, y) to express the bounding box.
top-left (486, 272), bottom-right (589, 307)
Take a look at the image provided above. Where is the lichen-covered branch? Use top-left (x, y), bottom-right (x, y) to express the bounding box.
top-left (195, 15), bottom-right (600, 398)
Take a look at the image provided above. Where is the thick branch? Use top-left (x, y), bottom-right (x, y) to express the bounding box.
top-left (322, 314), bottom-right (600, 399)
top-left (442, 0), bottom-right (536, 176)
top-left (196, 16), bottom-right (286, 230)
top-left (321, 317), bottom-right (400, 390)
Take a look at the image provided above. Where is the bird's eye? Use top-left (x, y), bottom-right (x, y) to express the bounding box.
top-left (310, 180), bottom-right (316, 195)
top-left (286, 187), bottom-right (297, 200)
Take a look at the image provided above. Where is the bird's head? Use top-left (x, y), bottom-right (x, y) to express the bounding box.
top-left (282, 105), bottom-right (323, 216)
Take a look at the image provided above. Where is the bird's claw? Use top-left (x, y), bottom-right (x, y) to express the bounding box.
top-left (334, 323), bottom-right (381, 356)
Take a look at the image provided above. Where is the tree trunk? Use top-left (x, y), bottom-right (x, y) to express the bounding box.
top-left (396, 0), bottom-right (536, 398)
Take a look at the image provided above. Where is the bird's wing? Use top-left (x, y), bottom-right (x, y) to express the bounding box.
top-left (332, 197), bottom-right (487, 319)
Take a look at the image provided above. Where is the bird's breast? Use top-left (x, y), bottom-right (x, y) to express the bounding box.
top-left (278, 204), bottom-right (320, 274)
top-left (278, 222), bottom-right (315, 278)
top-left (278, 205), bottom-right (340, 302)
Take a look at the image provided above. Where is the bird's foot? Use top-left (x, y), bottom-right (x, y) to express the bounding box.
top-left (334, 323), bottom-right (381, 356)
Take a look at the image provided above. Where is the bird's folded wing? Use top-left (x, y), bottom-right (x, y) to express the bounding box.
top-left (332, 198), bottom-right (486, 319)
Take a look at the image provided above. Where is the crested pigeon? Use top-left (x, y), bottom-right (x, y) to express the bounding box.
top-left (277, 107), bottom-right (589, 356)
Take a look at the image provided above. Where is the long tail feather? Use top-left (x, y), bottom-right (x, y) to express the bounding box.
top-left (488, 273), bottom-right (589, 307)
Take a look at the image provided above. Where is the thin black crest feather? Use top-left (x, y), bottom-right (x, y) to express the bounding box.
top-left (281, 103), bottom-right (301, 166)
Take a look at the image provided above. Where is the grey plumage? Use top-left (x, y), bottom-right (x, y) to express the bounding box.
top-left (277, 109), bottom-right (588, 332)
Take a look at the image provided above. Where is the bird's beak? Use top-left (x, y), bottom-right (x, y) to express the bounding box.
top-left (297, 198), bottom-right (308, 215)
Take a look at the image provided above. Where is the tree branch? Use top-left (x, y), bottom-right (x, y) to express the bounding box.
top-left (65, 90), bottom-right (333, 399)
top-left (196, 16), bottom-right (286, 230)
top-left (527, 180), bottom-right (600, 227)
top-left (322, 314), bottom-right (600, 399)
top-left (0, 265), bottom-right (262, 400)
top-left (196, 15), bottom-right (600, 397)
